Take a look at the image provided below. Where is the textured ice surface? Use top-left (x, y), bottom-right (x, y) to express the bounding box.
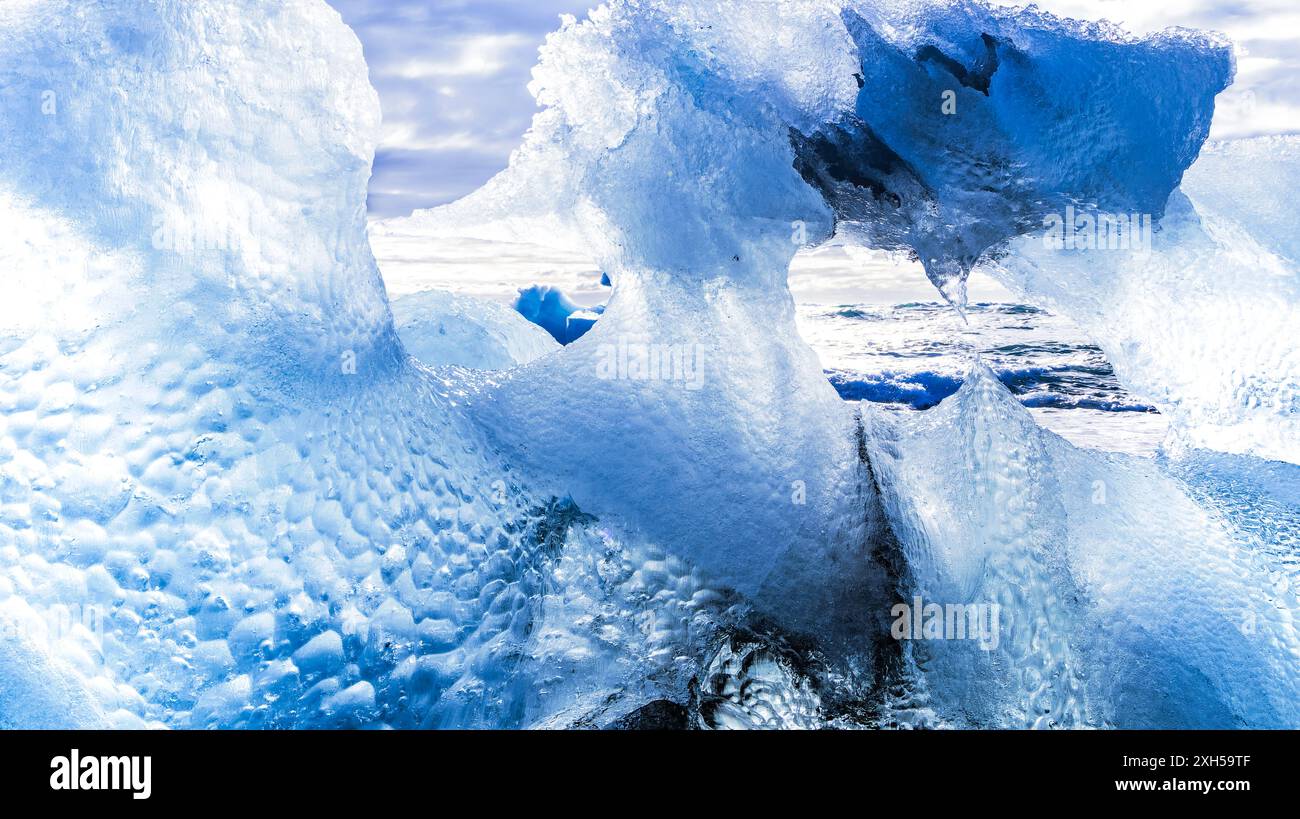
top-left (797, 2), bottom-right (1230, 305)
top-left (0, 0), bottom-right (718, 729)
top-left (397, 0), bottom-right (891, 633)
top-left (0, 0), bottom-right (541, 727)
top-left (0, 0), bottom-right (874, 731)
top-left (391, 289), bottom-right (558, 370)
top-left (986, 136), bottom-right (1300, 464)
top-left (2, 0), bottom-right (1297, 730)
top-left (474, 277), bottom-right (885, 635)
top-left (866, 364), bottom-right (1300, 728)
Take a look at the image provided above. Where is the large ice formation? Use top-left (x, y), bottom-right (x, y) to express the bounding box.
top-left (866, 363), bottom-right (1300, 728)
top-left (0, 0), bottom-right (581, 729)
top-left (1, 0), bottom-right (1297, 729)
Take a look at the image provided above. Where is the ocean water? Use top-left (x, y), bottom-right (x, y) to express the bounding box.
top-left (369, 234), bottom-right (1169, 457)
top-left (796, 301), bottom-right (1169, 456)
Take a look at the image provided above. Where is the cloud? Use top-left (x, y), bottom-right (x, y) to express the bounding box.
top-left (327, 0), bottom-right (591, 218)
top-left (387, 33), bottom-right (537, 78)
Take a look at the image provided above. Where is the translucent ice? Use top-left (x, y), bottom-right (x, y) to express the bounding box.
top-left (865, 364), bottom-right (1300, 728)
top-left (2, 0), bottom-right (1296, 730)
top-left (0, 0), bottom-right (841, 730)
top-left (799, 2), bottom-right (1230, 305)
top-left (372, 0), bottom-right (1296, 725)
top-left (391, 289), bottom-right (558, 370)
top-left (985, 136), bottom-right (1300, 464)
top-left (0, 0), bottom-right (512, 722)
top-left (0, 0), bottom-right (675, 729)
top-left (388, 0), bottom-right (893, 633)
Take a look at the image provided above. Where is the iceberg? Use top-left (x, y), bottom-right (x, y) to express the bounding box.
top-left (866, 364), bottom-right (1300, 728)
top-left (377, 0), bottom-right (1300, 727)
top-left (391, 289), bottom-right (559, 370)
top-left (0, 0), bottom-right (1296, 730)
top-left (0, 0), bottom-right (571, 728)
top-left (512, 284), bottom-right (604, 344)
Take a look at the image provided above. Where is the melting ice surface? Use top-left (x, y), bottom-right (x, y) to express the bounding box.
top-left (1, 0), bottom-right (1298, 729)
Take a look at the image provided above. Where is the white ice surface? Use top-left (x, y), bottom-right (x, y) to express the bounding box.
top-left (391, 289), bottom-right (558, 370)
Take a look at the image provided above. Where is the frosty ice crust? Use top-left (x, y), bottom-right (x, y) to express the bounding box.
top-left (0, 0), bottom-right (1295, 730)
top-left (0, 0), bottom-right (545, 728)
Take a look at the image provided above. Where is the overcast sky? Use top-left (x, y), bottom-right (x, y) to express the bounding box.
top-left (328, 0), bottom-right (1300, 220)
top-left (327, 0), bottom-right (589, 218)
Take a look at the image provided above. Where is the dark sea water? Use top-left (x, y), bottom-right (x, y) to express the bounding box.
top-left (796, 301), bottom-right (1169, 456)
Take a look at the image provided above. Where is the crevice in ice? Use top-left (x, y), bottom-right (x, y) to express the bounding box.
top-left (914, 33), bottom-right (1000, 95)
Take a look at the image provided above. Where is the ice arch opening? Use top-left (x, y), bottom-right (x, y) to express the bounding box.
top-left (387, 0), bottom-right (1300, 726)
top-left (395, 0), bottom-right (1235, 612)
